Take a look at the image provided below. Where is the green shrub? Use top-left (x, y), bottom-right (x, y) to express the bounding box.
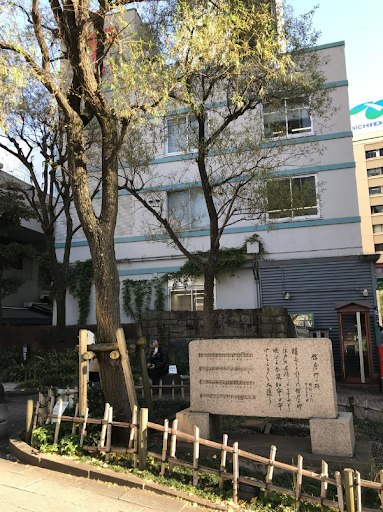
top-left (0, 349), bottom-right (78, 388)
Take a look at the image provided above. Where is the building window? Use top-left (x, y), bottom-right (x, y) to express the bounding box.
top-left (166, 115), bottom-right (199, 154)
top-left (369, 186), bottom-right (383, 195)
top-left (267, 175), bottom-right (318, 219)
top-left (367, 167), bottom-right (383, 177)
top-left (263, 98), bottom-right (312, 139)
top-left (371, 205), bottom-right (383, 214)
top-left (366, 148), bottom-right (383, 159)
top-left (373, 224), bottom-right (383, 233)
top-left (168, 189), bottom-right (209, 230)
top-left (170, 285), bottom-right (205, 311)
top-left (375, 243), bottom-right (383, 252)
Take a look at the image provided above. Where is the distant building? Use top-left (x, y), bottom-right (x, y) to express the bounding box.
top-left (0, 169), bottom-right (52, 326)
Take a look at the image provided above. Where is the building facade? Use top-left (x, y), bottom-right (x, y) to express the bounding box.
top-left (55, 41), bottom-right (379, 383)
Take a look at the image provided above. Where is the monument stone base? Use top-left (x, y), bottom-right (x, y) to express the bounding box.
top-left (176, 408), bottom-right (222, 439)
top-left (310, 412), bottom-right (355, 457)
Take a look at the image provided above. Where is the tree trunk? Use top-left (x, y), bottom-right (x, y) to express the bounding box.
top-left (46, 232), bottom-right (68, 342)
top-left (89, 229), bottom-right (130, 417)
top-left (202, 252), bottom-right (218, 339)
top-left (66, 118), bottom-right (134, 418)
top-left (55, 285), bottom-right (67, 342)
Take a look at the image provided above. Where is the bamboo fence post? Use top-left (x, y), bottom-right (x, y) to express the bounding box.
top-left (335, 471), bottom-right (345, 512)
top-left (379, 470), bottom-right (383, 509)
top-left (105, 407), bottom-right (113, 461)
top-left (25, 399), bottom-right (34, 444)
top-left (128, 405), bottom-right (138, 467)
top-left (355, 471), bottom-right (362, 512)
top-left (99, 403), bottom-right (110, 448)
top-left (79, 329), bottom-right (88, 416)
top-left (38, 392), bottom-right (46, 425)
top-left (53, 398), bottom-right (63, 445)
top-left (30, 400), bottom-right (40, 444)
top-left (169, 419), bottom-right (178, 472)
top-left (364, 398), bottom-right (368, 419)
top-left (71, 403), bottom-right (79, 435)
top-left (219, 434), bottom-right (228, 489)
top-left (47, 387), bottom-right (55, 424)
top-left (139, 408), bottom-right (148, 471)
top-left (344, 469), bottom-right (355, 512)
top-left (80, 407), bottom-right (89, 448)
top-left (160, 419), bottom-right (169, 476)
top-left (265, 445), bottom-right (277, 498)
top-left (295, 455), bottom-right (303, 511)
top-left (193, 426), bottom-right (200, 487)
top-left (159, 379), bottom-right (163, 400)
top-left (320, 460), bottom-right (328, 512)
top-left (172, 379), bottom-right (175, 400)
top-left (66, 386), bottom-right (70, 402)
top-left (232, 442), bottom-right (239, 505)
top-left (335, 471), bottom-right (344, 512)
top-left (181, 379), bottom-right (185, 400)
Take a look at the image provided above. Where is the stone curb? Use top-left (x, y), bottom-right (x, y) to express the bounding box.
top-left (9, 435), bottom-right (228, 511)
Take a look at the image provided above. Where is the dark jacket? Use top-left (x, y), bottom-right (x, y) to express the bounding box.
top-left (148, 346), bottom-right (169, 372)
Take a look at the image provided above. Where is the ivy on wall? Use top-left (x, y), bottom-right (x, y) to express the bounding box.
top-left (122, 275), bottom-right (167, 321)
top-left (168, 234), bottom-right (264, 287)
top-left (67, 259), bottom-right (93, 325)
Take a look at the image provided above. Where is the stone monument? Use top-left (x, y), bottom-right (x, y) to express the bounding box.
top-left (176, 339), bottom-right (354, 457)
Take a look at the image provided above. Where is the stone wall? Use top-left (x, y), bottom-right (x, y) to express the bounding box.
top-left (141, 307), bottom-right (296, 369)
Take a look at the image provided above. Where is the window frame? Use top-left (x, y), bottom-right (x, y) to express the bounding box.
top-left (369, 186), bottom-right (383, 196)
top-left (165, 113), bottom-right (205, 156)
top-left (371, 205), bottom-right (383, 215)
top-left (262, 98), bottom-right (314, 140)
top-left (367, 167), bottom-right (383, 177)
top-left (167, 188), bottom-right (210, 231)
top-left (267, 174), bottom-right (320, 222)
top-left (366, 148), bottom-right (383, 159)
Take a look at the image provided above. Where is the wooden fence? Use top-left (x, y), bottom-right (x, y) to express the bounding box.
top-left (135, 377), bottom-right (190, 400)
top-left (26, 394), bottom-right (383, 512)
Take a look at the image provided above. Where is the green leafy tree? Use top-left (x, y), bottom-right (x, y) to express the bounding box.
top-left (120, 1), bottom-right (332, 338)
top-left (0, 188), bottom-right (36, 342)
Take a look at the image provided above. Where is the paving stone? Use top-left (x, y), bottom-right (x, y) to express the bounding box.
top-left (71, 489), bottom-right (145, 512)
top-left (0, 484), bottom-right (94, 512)
top-left (22, 479), bottom-right (92, 503)
top-left (0, 468), bottom-right (42, 489)
top-left (119, 488), bottom-right (186, 512)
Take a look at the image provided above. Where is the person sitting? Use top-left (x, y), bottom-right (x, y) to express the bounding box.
top-left (147, 340), bottom-right (169, 385)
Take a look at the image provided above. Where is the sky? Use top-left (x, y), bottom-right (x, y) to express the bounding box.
top-left (290, 0), bottom-right (383, 110)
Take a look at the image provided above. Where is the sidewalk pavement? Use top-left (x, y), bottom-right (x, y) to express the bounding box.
top-left (0, 393), bottom-right (206, 511)
top-left (0, 457), bottom-right (206, 512)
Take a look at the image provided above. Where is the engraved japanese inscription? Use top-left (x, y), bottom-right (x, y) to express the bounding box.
top-left (189, 339), bottom-right (338, 419)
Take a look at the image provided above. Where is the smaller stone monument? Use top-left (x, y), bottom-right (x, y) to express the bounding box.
top-left (177, 339), bottom-right (355, 457)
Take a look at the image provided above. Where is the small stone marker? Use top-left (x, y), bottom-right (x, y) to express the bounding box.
top-left (189, 339), bottom-right (338, 419)
top-left (51, 401), bottom-right (69, 423)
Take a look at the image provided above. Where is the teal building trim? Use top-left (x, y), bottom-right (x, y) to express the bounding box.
top-left (55, 216), bottom-right (361, 248)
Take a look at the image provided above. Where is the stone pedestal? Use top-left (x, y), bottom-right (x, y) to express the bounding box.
top-left (310, 412), bottom-right (355, 457)
top-left (176, 408), bottom-right (222, 440)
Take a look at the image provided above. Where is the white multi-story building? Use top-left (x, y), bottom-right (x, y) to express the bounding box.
top-left (55, 39), bottom-right (379, 384)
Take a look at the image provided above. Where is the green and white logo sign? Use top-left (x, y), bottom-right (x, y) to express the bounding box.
top-left (351, 99), bottom-right (383, 133)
